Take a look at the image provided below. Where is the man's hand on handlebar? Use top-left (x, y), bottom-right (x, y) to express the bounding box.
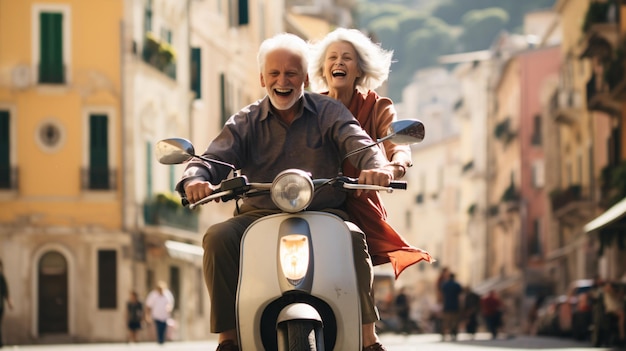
top-left (355, 167), bottom-right (394, 197)
top-left (184, 179), bottom-right (219, 204)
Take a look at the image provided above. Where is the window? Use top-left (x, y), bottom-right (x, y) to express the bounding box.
top-left (170, 266), bottom-right (180, 311)
top-left (238, 0), bottom-right (249, 25)
top-left (98, 250), bottom-right (117, 309)
top-left (531, 114), bottom-right (542, 145)
top-left (144, 0), bottom-right (153, 33)
top-left (169, 165), bottom-right (176, 192)
top-left (146, 141), bottom-right (153, 196)
top-left (530, 218), bottom-right (542, 256)
top-left (0, 111), bottom-right (10, 189)
top-left (33, 4), bottom-right (71, 84)
top-left (229, 0), bottom-right (249, 26)
top-left (39, 12), bottom-right (64, 84)
top-left (190, 48), bottom-right (201, 99)
top-left (89, 114), bottom-right (110, 189)
top-left (532, 160), bottom-right (545, 188)
top-left (220, 73), bottom-right (228, 126)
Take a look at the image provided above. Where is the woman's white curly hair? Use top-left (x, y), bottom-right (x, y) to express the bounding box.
top-left (308, 28), bottom-right (394, 93)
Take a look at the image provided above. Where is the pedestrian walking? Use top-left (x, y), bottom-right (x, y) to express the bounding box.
top-left (126, 290), bottom-right (144, 343)
top-left (440, 272), bottom-right (462, 341)
top-left (481, 289), bottom-right (503, 339)
top-left (0, 259), bottom-right (13, 348)
top-left (463, 286), bottom-right (481, 339)
top-left (394, 287), bottom-right (411, 334)
top-left (145, 281), bottom-right (174, 345)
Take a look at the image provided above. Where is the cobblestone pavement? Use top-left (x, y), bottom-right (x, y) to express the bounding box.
top-left (3, 332), bottom-right (615, 351)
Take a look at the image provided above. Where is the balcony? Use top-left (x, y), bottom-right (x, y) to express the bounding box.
top-left (550, 185), bottom-right (594, 226)
top-left (143, 193), bottom-right (199, 232)
top-left (142, 32), bottom-right (177, 80)
top-left (586, 64), bottom-right (624, 115)
top-left (600, 161), bottom-right (626, 208)
top-left (0, 166), bottom-right (18, 190)
top-left (80, 167), bottom-right (117, 191)
top-left (580, 1), bottom-right (620, 62)
top-left (549, 88), bottom-right (583, 124)
top-left (38, 63), bottom-right (66, 84)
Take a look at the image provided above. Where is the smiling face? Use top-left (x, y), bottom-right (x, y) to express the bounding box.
top-left (260, 48), bottom-right (309, 113)
top-left (323, 41), bottom-right (362, 93)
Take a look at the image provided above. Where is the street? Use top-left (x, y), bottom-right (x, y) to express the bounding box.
top-left (2, 333), bottom-right (617, 351)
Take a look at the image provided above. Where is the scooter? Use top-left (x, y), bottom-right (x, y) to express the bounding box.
top-left (156, 119), bottom-right (424, 351)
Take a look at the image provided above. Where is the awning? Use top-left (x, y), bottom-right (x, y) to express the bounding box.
top-left (584, 197), bottom-right (626, 233)
top-left (165, 240), bottom-right (203, 263)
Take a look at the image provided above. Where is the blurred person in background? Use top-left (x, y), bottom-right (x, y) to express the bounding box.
top-left (308, 27), bottom-right (433, 280)
top-left (0, 259), bottom-right (13, 348)
top-left (440, 272), bottom-right (462, 341)
top-left (145, 281), bottom-right (174, 345)
top-left (481, 290), bottom-right (503, 339)
top-left (603, 282), bottom-right (625, 344)
top-left (463, 286), bottom-right (481, 339)
top-left (126, 290), bottom-right (144, 343)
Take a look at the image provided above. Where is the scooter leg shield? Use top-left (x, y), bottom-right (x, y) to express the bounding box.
top-left (237, 212), bottom-right (362, 351)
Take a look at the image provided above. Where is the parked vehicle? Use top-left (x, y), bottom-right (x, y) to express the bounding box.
top-left (590, 281), bottom-right (626, 348)
top-left (156, 119), bottom-right (424, 351)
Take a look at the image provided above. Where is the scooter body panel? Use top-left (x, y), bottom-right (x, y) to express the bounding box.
top-left (237, 211), bottom-right (362, 350)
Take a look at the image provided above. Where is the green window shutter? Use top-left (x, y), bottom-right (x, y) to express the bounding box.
top-left (238, 0), bottom-right (249, 25)
top-left (190, 47), bottom-right (201, 99)
top-left (144, 0), bottom-right (153, 33)
top-left (220, 73), bottom-right (227, 126)
top-left (169, 165), bottom-right (175, 192)
top-left (0, 111), bottom-right (10, 188)
top-left (146, 141), bottom-right (153, 197)
top-left (40, 12), bottom-right (64, 84)
top-left (89, 114), bottom-right (109, 189)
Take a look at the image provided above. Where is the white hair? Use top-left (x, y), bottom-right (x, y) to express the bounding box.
top-left (257, 33), bottom-right (309, 73)
top-left (308, 28), bottom-right (393, 92)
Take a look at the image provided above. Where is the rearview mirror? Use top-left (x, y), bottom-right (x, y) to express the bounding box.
top-left (155, 138), bottom-right (195, 165)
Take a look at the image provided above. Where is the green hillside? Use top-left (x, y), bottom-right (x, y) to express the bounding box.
top-left (354, 0), bottom-right (557, 102)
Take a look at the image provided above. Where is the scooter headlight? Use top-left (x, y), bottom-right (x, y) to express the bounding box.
top-left (271, 169), bottom-right (313, 213)
top-left (279, 234), bottom-right (309, 283)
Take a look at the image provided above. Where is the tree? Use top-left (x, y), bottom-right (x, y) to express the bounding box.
top-left (459, 7), bottom-right (509, 52)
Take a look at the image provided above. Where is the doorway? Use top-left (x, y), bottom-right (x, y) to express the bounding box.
top-left (38, 251), bottom-right (68, 334)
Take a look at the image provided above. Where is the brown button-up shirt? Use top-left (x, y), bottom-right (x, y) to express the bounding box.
top-left (178, 91), bottom-right (387, 210)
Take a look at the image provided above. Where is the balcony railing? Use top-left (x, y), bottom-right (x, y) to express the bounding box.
top-left (0, 166), bottom-right (18, 190)
top-left (600, 162), bottom-right (626, 208)
top-left (142, 32), bottom-right (177, 80)
top-left (80, 168), bottom-right (117, 190)
top-left (582, 1), bottom-right (619, 33)
top-left (550, 185), bottom-right (587, 212)
top-left (38, 63), bottom-right (66, 84)
top-left (549, 88), bottom-right (582, 124)
top-left (143, 194), bottom-right (198, 232)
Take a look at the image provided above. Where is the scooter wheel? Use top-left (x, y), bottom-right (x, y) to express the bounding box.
top-left (280, 320), bottom-right (320, 351)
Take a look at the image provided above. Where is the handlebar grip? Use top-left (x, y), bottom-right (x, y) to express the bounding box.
top-left (181, 198), bottom-right (190, 207)
top-left (390, 181), bottom-right (407, 190)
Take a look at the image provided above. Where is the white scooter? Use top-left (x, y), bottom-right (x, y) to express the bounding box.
top-left (156, 119), bottom-right (424, 351)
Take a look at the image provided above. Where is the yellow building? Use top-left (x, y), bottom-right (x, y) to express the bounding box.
top-left (579, 0), bottom-right (626, 281)
top-left (0, 0), bottom-right (130, 343)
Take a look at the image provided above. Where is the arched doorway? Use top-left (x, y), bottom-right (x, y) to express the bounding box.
top-left (38, 251), bottom-right (68, 334)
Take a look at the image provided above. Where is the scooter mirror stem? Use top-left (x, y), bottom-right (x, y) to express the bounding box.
top-left (196, 155), bottom-right (238, 177)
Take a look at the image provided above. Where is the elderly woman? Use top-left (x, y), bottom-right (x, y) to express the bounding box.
top-left (309, 27), bottom-right (434, 351)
